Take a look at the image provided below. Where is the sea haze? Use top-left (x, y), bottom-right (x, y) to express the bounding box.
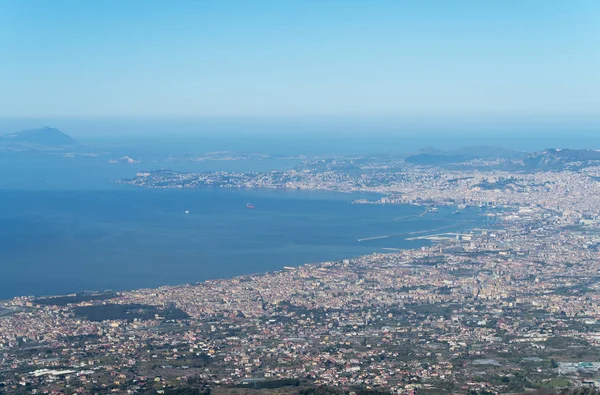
top-left (0, 187), bottom-right (483, 299)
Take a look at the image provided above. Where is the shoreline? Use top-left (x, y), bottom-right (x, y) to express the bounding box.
top-left (2, 188), bottom-right (488, 301)
top-left (2, 234), bottom-right (469, 302)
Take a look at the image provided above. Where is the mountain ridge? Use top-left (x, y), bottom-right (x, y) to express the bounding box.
top-left (1, 126), bottom-right (76, 146)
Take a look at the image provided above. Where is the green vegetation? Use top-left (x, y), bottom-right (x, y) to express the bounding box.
top-left (34, 292), bottom-right (117, 306)
top-left (73, 303), bottom-right (189, 321)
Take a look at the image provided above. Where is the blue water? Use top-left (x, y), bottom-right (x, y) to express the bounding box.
top-left (4, 119), bottom-right (595, 299)
top-left (0, 136), bottom-right (491, 299)
top-left (0, 151), bottom-right (301, 190)
top-left (3, 116), bottom-right (600, 154)
top-left (0, 187), bottom-right (483, 299)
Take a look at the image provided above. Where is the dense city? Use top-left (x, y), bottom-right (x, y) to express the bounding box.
top-left (4, 150), bottom-right (600, 394)
top-left (3, 0), bottom-right (599, 393)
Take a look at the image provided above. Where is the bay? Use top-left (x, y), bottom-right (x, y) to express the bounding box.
top-left (0, 187), bottom-right (483, 299)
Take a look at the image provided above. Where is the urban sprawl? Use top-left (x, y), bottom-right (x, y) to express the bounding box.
top-left (3, 150), bottom-right (600, 394)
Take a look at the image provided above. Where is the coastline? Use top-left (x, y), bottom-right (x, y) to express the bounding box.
top-left (0, 190), bottom-right (485, 301)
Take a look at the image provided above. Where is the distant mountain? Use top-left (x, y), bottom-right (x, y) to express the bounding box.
top-left (406, 147), bottom-right (600, 171)
top-left (1, 127), bottom-right (76, 146)
top-left (405, 153), bottom-right (471, 165)
top-left (108, 156), bottom-right (141, 164)
top-left (416, 146), bottom-right (446, 155)
top-left (405, 146), bottom-right (522, 165)
top-left (523, 148), bottom-right (600, 170)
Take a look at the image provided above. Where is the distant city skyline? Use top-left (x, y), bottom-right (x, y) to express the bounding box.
top-left (1, 0), bottom-right (599, 118)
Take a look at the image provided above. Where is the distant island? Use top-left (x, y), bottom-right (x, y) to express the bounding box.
top-left (108, 155), bottom-right (141, 164)
top-left (0, 126), bottom-right (76, 146)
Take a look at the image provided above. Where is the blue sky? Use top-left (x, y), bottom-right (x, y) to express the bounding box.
top-left (1, 0), bottom-right (599, 118)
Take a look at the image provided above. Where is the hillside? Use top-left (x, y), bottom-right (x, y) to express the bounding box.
top-left (1, 126), bottom-right (76, 146)
top-left (405, 146), bottom-right (522, 166)
top-left (523, 148), bottom-right (600, 170)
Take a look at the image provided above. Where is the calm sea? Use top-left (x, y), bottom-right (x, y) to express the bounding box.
top-left (0, 148), bottom-right (486, 299)
top-left (0, 186), bottom-right (485, 299)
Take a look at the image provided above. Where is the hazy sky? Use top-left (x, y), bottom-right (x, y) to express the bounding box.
top-left (1, 0), bottom-right (599, 118)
